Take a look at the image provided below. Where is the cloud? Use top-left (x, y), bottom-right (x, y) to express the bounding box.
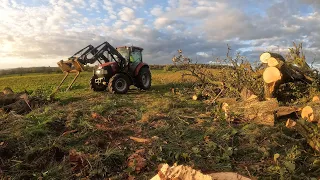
top-left (0, 0), bottom-right (319, 69)
top-left (118, 7), bottom-right (135, 21)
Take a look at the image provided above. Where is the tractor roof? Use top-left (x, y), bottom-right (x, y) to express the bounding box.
top-left (116, 46), bottom-right (143, 51)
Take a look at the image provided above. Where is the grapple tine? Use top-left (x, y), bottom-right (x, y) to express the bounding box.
top-left (56, 72), bottom-right (69, 92)
top-left (66, 71), bottom-right (80, 91)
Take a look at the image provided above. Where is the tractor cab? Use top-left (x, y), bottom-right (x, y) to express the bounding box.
top-left (116, 46), bottom-right (143, 74)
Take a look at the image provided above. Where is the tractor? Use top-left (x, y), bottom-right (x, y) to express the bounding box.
top-left (55, 41), bottom-right (151, 94)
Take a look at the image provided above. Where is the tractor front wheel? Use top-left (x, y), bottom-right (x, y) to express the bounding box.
top-left (136, 67), bottom-right (151, 90)
top-left (108, 74), bottom-right (130, 94)
top-left (90, 76), bottom-right (107, 91)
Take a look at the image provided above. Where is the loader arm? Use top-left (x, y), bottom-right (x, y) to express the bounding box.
top-left (85, 41), bottom-right (127, 70)
top-left (53, 44), bottom-right (96, 94)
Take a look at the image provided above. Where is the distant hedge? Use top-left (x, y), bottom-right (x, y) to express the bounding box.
top-left (0, 64), bottom-right (231, 76)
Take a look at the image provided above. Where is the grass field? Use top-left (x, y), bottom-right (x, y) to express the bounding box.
top-left (0, 69), bottom-right (319, 179)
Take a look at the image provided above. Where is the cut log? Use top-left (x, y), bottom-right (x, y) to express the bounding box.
top-left (192, 94), bottom-right (200, 101)
top-left (151, 164), bottom-right (251, 180)
top-left (263, 67), bottom-right (282, 83)
top-left (286, 118), bottom-right (296, 128)
top-left (312, 96), bottom-right (320, 102)
top-left (260, 52), bottom-right (285, 64)
top-left (263, 67), bottom-right (282, 99)
top-left (267, 57), bottom-right (285, 69)
top-left (260, 52), bottom-right (271, 63)
top-left (222, 98), bottom-right (278, 126)
top-left (286, 119), bottom-right (320, 152)
top-left (301, 104), bottom-right (320, 123)
top-left (192, 94), bottom-right (208, 101)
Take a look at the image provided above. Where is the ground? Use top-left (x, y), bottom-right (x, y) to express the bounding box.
top-left (0, 70), bottom-right (319, 179)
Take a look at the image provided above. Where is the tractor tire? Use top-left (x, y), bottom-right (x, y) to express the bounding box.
top-left (136, 67), bottom-right (151, 90)
top-left (108, 74), bottom-right (130, 94)
top-left (90, 76), bottom-right (107, 91)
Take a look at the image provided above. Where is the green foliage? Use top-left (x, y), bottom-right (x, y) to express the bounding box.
top-left (163, 64), bottom-right (174, 71)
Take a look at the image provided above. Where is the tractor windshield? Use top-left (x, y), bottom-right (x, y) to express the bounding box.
top-left (117, 48), bottom-right (129, 60)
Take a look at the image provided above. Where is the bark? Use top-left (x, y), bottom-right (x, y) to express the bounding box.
top-left (275, 106), bottom-right (301, 119)
top-left (240, 87), bottom-right (256, 101)
top-left (223, 98), bottom-right (278, 126)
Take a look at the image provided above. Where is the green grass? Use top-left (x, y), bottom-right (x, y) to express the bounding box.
top-left (0, 69), bottom-right (319, 179)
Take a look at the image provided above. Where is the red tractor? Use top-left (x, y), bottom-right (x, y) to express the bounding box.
top-left (56, 41), bottom-right (151, 94)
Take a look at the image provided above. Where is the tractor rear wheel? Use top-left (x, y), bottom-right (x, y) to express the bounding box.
top-left (90, 76), bottom-right (107, 91)
top-left (136, 67), bottom-right (151, 90)
top-left (108, 74), bottom-right (130, 94)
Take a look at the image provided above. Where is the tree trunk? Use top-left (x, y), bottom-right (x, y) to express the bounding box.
top-left (223, 98), bottom-right (278, 126)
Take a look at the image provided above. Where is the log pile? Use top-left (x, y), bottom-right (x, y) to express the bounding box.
top-left (260, 44), bottom-right (318, 99)
top-left (0, 87), bottom-right (45, 114)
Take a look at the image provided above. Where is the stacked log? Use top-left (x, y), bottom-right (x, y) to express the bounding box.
top-left (260, 52), bottom-right (316, 99)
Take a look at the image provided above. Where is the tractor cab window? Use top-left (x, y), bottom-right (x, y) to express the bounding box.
top-left (117, 48), bottom-right (129, 60)
top-left (130, 49), bottom-right (142, 63)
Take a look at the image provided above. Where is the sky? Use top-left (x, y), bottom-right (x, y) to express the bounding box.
top-left (0, 0), bottom-right (320, 69)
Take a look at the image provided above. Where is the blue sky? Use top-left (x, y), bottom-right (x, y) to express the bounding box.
top-left (0, 0), bottom-right (319, 69)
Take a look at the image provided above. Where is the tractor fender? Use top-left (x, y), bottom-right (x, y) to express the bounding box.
top-left (135, 63), bottom-right (149, 76)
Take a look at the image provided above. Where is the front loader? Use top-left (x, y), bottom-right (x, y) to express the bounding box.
top-left (54, 41), bottom-right (151, 94)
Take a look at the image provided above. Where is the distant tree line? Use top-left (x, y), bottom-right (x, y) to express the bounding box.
top-left (0, 64), bottom-right (230, 76)
top-left (0, 65), bottom-right (95, 76)
top-left (149, 64), bottom-right (232, 71)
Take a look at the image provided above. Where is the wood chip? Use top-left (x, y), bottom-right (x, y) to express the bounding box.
top-left (129, 136), bottom-right (151, 143)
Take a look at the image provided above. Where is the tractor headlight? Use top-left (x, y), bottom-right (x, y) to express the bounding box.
top-left (96, 69), bottom-right (102, 74)
top-left (95, 69), bottom-right (107, 77)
